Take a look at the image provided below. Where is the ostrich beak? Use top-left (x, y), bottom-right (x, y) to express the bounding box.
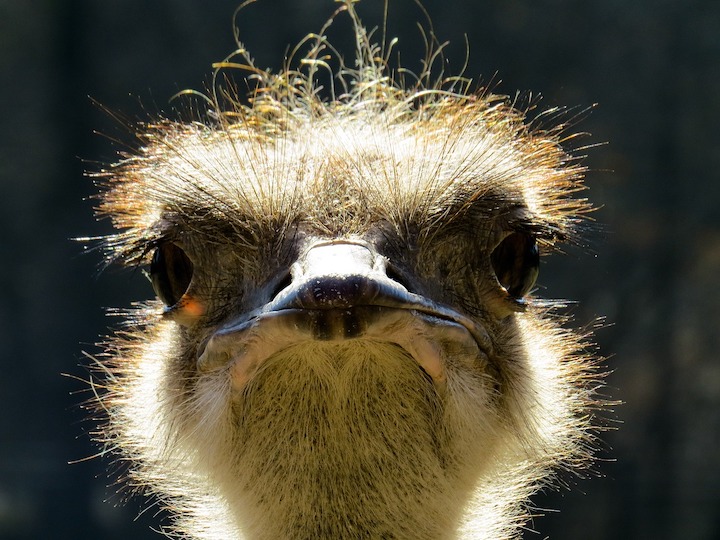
top-left (196, 240), bottom-right (492, 389)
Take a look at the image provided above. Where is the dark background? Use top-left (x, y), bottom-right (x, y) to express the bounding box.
top-left (1, 0), bottom-right (719, 538)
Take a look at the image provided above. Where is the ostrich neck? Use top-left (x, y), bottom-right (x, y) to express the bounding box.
top-left (221, 342), bottom-right (467, 539)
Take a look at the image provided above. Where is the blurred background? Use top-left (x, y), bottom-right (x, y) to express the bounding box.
top-left (1, 0), bottom-right (718, 538)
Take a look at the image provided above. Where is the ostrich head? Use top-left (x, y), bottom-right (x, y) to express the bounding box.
top-left (90, 3), bottom-right (605, 539)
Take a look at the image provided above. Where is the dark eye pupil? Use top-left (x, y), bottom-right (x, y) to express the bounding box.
top-left (150, 243), bottom-right (194, 306)
top-left (490, 232), bottom-right (539, 298)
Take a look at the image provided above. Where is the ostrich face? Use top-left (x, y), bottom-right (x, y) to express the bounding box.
top-left (93, 5), bottom-right (601, 539)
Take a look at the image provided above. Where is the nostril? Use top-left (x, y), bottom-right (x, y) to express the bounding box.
top-left (385, 264), bottom-right (412, 292)
top-left (271, 271), bottom-right (293, 300)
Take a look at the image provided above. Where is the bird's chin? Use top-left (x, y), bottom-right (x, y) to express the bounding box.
top-left (196, 306), bottom-right (490, 392)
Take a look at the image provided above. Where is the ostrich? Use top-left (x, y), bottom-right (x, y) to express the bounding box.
top-left (89, 3), bottom-right (606, 539)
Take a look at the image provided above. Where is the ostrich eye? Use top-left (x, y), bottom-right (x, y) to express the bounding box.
top-left (150, 243), bottom-right (194, 307)
top-left (490, 232), bottom-right (539, 298)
